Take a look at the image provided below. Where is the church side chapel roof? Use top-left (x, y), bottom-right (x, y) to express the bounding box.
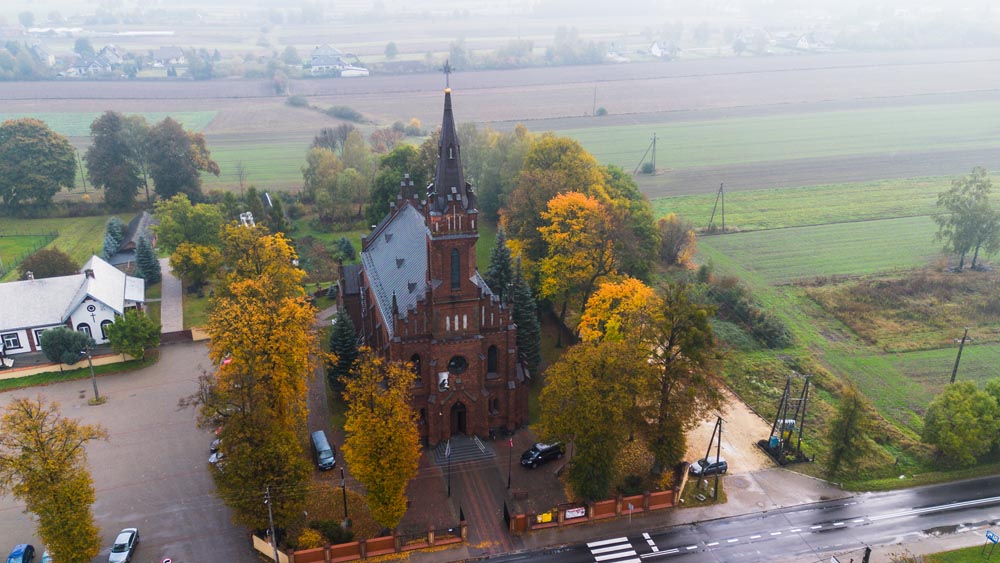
top-left (360, 203), bottom-right (428, 338)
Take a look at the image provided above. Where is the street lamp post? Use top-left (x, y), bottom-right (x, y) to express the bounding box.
top-left (340, 467), bottom-right (351, 529)
top-left (82, 348), bottom-right (99, 402)
top-left (507, 436), bottom-right (513, 489)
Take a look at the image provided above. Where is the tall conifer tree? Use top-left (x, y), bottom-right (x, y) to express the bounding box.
top-left (511, 257), bottom-right (541, 374)
top-left (484, 227), bottom-right (513, 301)
top-left (328, 308), bottom-right (359, 389)
top-left (135, 235), bottom-right (161, 285)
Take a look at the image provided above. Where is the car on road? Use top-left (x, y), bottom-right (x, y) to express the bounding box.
top-left (6, 545), bottom-right (35, 563)
top-left (520, 442), bottom-right (563, 468)
top-left (689, 456), bottom-right (728, 476)
top-left (210, 437), bottom-right (221, 453)
top-left (108, 528), bottom-right (139, 563)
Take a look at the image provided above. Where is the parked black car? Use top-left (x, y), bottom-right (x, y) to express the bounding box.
top-left (520, 442), bottom-right (563, 468)
top-left (689, 456), bottom-right (728, 476)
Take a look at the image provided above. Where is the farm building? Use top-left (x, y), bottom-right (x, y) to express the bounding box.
top-left (0, 255), bottom-right (145, 358)
top-left (338, 89), bottom-right (528, 446)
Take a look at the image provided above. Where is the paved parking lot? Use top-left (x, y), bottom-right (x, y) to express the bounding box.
top-left (0, 342), bottom-right (252, 562)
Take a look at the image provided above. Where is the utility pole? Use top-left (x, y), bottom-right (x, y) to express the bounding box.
top-left (951, 327), bottom-right (969, 384)
top-left (651, 133), bottom-right (657, 171)
top-left (861, 546), bottom-right (872, 563)
top-left (265, 487), bottom-right (279, 563)
top-left (340, 467), bottom-right (351, 528)
top-left (592, 84), bottom-right (597, 116)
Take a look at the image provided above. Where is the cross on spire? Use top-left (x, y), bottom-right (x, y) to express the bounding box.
top-left (441, 59), bottom-right (452, 88)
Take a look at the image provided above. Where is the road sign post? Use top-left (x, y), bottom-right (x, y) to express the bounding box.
top-left (982, 530), bottom-right (999, 558)
top-left (627, 502), bottom-right (634, 524)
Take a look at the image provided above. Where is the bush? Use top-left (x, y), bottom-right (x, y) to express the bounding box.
top-left (326, 106), bottom-right (364, 122)
top-left (285, 201), bottom-right (305, 220)
top-left (309, 519), bottom-right (354, 544)
top-left (336, 237), bottom-right (356, 261)
top-left (286, 95), bottom-right (309, 107)
top-left (297, 528), bottom-right (325, 549)
top-left (595, 107), bottom-right (608, 116)
top-left (404, 118), bottom-right (423, 136)
top-left (391, 120), bottom-right (406, 132)
top-left (640, 161), bottom-right (655, 174)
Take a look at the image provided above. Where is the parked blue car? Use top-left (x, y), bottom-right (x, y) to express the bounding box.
top-left (6, 544), bottom-right (35, 563)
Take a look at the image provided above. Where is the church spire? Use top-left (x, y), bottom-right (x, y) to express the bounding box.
top-left (428, 87), bottom-right (473, 214)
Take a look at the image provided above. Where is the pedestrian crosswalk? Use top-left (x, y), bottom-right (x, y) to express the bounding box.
top-left (587, 537), bottom-right (640, 563)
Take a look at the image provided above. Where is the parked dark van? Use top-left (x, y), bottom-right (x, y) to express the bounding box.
top-left (520, 442), bottom-right (563, 468)
top-left (311, 430), bottom-right (336, 470)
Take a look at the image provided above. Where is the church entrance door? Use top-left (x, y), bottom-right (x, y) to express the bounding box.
top-left (450, 402), bottom-right (467, 435)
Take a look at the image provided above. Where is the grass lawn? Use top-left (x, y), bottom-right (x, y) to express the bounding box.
top-left (697, 215), bottom-right (943, 285)
top-left (0, 233), bottom-right (56, 276)
top-left (559, 101), bottom-right (1000, 171)
top-left (0, 111), bottom-right (217, 137)
top-left (651, 176), bottom-right (947, 229)
top-left (0, 354), bottom-right (158, 392)
top-left (182, 289), bottom-right (212, 329)
top-left (0, 214), bottom-right (135, 281)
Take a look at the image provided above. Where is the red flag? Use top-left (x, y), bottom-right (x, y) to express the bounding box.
top-left (509, 437), bottom-right (514, 448)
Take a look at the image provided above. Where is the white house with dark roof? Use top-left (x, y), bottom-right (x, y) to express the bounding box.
top-left (0, 255), bottom-right (145, 357)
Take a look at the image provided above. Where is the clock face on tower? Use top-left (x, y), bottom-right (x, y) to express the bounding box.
top-left (447, 355), bottom-right (468, 374)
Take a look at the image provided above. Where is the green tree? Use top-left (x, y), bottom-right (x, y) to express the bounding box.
top-left (39, 328), bottom-right (94, 366)
top-left (105, 309), bottom-right (160, 359)
top-left (121, 115), bottom-right (153, 204)
top-left (342, 350), bottom-right (420, 529)
top-left (934, 167), bottom-right (1000, 270)
top-left (152, 194), bottom-right (225, 254)
top-left (367, 144), bottom-right (429, 226)
top-left (327, 308), bottom-right (358, 389)
top-left (101, 216), bottom-right (127, 260)
top-left (384, 41), bottom-right (398, 59)
top-left (17, 247), bottom-right (78, 280)
top-left (169, 242), bottom-right (222, 290)
top-left (0, 118), bottom-right (76, 209)
top-left (602, 165), bottom-right (658, 281)
top-left (0, 397), bottom-right (106, 563)
top-left (511, 257), bottom-right (542, 375)
top-left (922, 381), bottom-right (1000, 467)
top-left (538, 340), bottom-right (643, 500)
top-left (281, 45), bottom-right (301, 65)
top-left (86, 111), bottom-right (143, 210)
top-left (135, 235), bottom-right (161, 285)
top-left (484, 227), bottom-right (513, 302)
top-left (74, 37), bottom-right (94, 58)
top-left (826, 384), bottom-right (873, 476)
top-left (147, 117), bottom-right (219, 200)
top-left (657, 213), bottom-right (696, 266)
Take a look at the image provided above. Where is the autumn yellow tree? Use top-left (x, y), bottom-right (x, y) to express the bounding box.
top-left (578, 277), bottom-right (658, 343)
top-left (342, 349), bottom-right (421, 530)
top-left (537, 191), bottom-right (619, 342)
top-left (188, 227), bottom-right (320, 531)
top-left (0, 397), bottom-right (106, 563)
top-left (538, 340), bottom-right (650, 500)
top-left (579, 279), bottom-right (720, 473)
top-left (169, 242), bottom-right (222, 291)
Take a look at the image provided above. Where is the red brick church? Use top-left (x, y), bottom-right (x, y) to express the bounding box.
top-left (338, 89), bottom-right (528, 446)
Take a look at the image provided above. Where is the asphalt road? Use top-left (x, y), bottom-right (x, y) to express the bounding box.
top-left (486, 476), bottom-right (1000, 563)
top-left (0, 342), bottom-right (252, 562)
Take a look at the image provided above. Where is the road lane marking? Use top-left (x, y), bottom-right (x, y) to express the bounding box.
top-left (663, 549), bottom-right (678, 555)
top-left (869, 495), bottom-right (1000, 522)
top-left (834, 522), bottom-right (845, 526)
top-left (727, 539), bottom-right (739, 543)
top-left (770, 532), bottom-right (782, 536)
top-left (749, 535), bottom-right (761, 539)
top-left (642, 532), bottom-right (658, 552)
top-left (593, 545), bottom-right (630, 554)
top-left (595, 551), bottom-right (637, 561)
top-left (852, 519), bottom-right (865, 523)
top-left (790, 529), bottom-right (801, 533)
top-left (686, 546), bottom-right (697, 550)
top-left (707, 542), bottom-right (719, 547)
top-left (589, 538), bottom-right (629, 548)
top-left (811, 525), bottom-right (822, 529)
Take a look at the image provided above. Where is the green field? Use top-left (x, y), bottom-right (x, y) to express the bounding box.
top-left (203, 138), bottom-right (310, 192)
top-left (697, 215), bottom-right (942, 285)
top-left (0, 214), bottom-right (134, 281)
top-left (558, 101), bottom-right (1000, 170)
top-left (0, 234), bottom-right (56, 276)
top-left (652, 177), bottom-right (947, 229)
top-left (0, 111), bottom-right (218, 137)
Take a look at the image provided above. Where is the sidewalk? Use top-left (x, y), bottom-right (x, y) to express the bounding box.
top-left (159, 257), bottom-right (183, 333)
top-left (407, 465), bottom-right (850, 563)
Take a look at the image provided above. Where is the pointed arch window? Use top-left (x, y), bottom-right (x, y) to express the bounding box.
top-left (450, 248), bottom-right (460, 289)
top-left (487, 345), bottom-right (498, 373)
top-left (411, 353), bottom-right (422, 383)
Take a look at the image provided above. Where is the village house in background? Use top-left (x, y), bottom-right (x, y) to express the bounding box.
top-left (338, 89), bottom-right (527, 445)
top-left (307, 44), bottom-right (369, 76)
top-left (0, 255), bottom-right (145, 357)
top-left (106, 211), bottom-right (158, 269)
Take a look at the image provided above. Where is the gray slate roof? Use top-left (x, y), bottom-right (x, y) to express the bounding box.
top-left (0, 255), bottom-right (145, 332)
top-left (360, 203), bottom-right (428, 338)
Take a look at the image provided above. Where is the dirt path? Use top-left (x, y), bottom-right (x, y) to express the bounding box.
top-left (684, 387), bottom-right (775, 474)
